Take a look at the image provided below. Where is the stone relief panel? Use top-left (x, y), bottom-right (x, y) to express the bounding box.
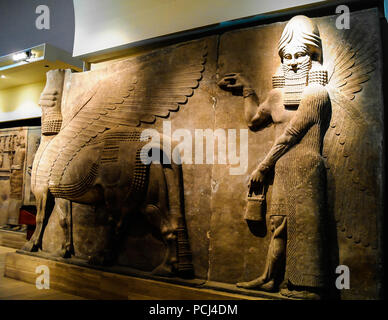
top-left (214, 9), bottom-right (383, 299)
top-left (22, 127), bottom-right (42, 206)
top-left (0, 126), bottom-right (40, 226)
top-left (25, 38), bottom-right (216, 279)
top-left (19, 8), bottom-right (383, 299)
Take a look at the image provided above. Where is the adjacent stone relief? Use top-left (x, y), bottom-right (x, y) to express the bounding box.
top-left (0, 127), bottom-right (41, 228)
top-left (22, 127), bottom-right (42, 206)
top-left (18, 9), bottom-right (383, 299)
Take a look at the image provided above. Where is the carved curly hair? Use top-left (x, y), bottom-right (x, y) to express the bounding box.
top-left (278, 15), bottom-right (323, 64)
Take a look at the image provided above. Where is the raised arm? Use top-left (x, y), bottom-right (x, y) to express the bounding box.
top-left (243, 88), bottom-right (272, 130)
top-left (218, 73), bottom-right (272, 130)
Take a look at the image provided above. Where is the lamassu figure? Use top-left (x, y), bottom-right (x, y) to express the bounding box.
top-left (219, 15), bottom-right (331, 299)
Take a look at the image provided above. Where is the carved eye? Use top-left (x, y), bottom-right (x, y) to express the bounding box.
top-left (295, 52), bottom-right (306, 58)
top-left (284, 54), bottom-right (292, 60)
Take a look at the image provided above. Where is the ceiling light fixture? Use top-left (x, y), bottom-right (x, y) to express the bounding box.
top-left (12, 50), bottom-right (31, 62)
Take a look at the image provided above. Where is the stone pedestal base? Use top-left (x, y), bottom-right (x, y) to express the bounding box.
top-left (0, 230), bottom-right (26, 249)
top-left (4, 251), bottom-right (288, 300)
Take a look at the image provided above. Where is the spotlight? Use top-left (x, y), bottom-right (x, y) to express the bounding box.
top-left (0, 75), bottom-right (5, 79)
top-left (12, 50), bottom-right (31, 62)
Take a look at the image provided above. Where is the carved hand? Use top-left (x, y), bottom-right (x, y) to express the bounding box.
top-left (217, 73), bottom-right (250, 92)
top-left (248, 166), bottom-right (266, 189)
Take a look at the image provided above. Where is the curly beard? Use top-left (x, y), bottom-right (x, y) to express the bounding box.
top-left (282, 58), bottom-right (312, 106)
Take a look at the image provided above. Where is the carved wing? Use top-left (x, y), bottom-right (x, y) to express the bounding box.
top-left (322, 28), bottom-right (378, 248)
top-left (63, 39), bottom-right (207, 134)
top-left (42, 39), bottom-right (207, 185)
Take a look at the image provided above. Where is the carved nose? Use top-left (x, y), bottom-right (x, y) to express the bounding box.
top-left (290, 61), bottom-right (298, 71)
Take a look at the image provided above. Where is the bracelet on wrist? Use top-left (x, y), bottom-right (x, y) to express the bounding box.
top-left (243, 88), bottom-right (255, 98)
top-left (258, 163), bottom-right (270, 173)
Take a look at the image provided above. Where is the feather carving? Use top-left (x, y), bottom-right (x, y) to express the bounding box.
top-left (322, 27), bottom-right (378, 248)
top-left (35, 40), bottom-right (208, 187)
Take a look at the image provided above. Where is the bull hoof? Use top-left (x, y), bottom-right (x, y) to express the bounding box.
top-left (21, 240), bottom-right (39, 252)
top-left (88, 251), bottom-right (115, 266)
top-left (53, 248), bottom-right (72, 259)
top-left (152, 263), bottom-right (175, 277)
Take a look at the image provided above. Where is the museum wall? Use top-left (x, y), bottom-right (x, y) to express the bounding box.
top-left (72, 0), bottom-right (325, 57)
top-left (0, 82), bottom-right (44, 121)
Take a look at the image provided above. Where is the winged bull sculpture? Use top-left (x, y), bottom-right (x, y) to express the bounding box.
top-left (21, 40), bottom-right (208, 277)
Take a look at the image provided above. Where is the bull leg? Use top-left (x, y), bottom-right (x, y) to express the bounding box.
top-left (147, 204), bottom-right (178, 276)
top-left (88, 190), bottom-right (121, 266)
top-left (162, 163), bottom-right (193, 277)
top-left (150, 163), bottom-right (186, 276)
top-left (53, 199), bottom-right (73, 258)
top-left (87, 212), bottom-right (117, 266)
top-left (22, 190), bottom-right (53, 252)
top-left (137, 162), bottom-right (175, 276)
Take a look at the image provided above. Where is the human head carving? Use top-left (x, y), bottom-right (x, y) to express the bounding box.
top-left (271, 16), bottom-right (326, 106)
top-left (278, 15), bottom-right (322, 65)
